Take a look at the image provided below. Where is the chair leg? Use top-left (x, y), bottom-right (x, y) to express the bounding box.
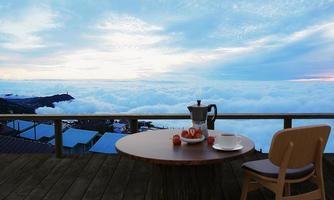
top-left (275, 196), bottom-right (283, 200)
top-left (317, 175), bottom-right (326, 200)
top-left (275, 183), bottom-right (285, 200)
top-left (284, 183), bottom-right (291, 196)
top-left (240, 175), bottom-right (250, 200)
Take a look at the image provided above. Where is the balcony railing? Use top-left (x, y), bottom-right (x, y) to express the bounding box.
top-left (1, 113), bottom-right (334, 158)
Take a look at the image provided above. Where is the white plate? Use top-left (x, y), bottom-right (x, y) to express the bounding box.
top-left (212, 143), bottom-right (243, 151)
top-left (180, 135), bottom-right (205, 144)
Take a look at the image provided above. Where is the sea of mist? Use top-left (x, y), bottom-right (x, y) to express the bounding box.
top-left (1, 79), bottom-right (333, 152)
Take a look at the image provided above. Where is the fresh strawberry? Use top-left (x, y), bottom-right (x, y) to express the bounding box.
top-left (181, 130), bottom-right (189, 138)
top-left (173, 134), bottom-right (181, 145)
top-left (194, 128), bottom-right (202, 138)
top-left (188, 127), bottom-right (196, 138)
top-left (207, 136), bottom-right (215, 145)
top-left (195, 132), bottom-right (201, 138)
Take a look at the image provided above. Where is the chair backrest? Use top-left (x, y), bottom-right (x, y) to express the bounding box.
top-left (268, 124), bottom-right (331, 169)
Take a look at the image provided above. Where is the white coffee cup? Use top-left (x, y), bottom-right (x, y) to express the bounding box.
top-left (216, 133), bottom-right (241, 149)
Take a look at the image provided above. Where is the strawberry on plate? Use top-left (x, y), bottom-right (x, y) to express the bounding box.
top-left (194, 128), bottom-right (202, 138)
top-left (179, 128), bottom-right (205, 144)
top-left (188, 127), bottom-right (196, 138)
top-left (181, 130), bottom-right (189, 138)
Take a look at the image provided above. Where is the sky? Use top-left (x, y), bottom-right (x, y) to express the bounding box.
top-left (0, 0), bottom-right (334, 81)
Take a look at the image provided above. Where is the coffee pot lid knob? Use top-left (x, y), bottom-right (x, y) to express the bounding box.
top-left (197, 100), bottom-right (201, 106)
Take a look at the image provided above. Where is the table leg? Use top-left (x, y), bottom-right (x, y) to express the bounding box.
top-left (149, 163), bottom-right (224, 200)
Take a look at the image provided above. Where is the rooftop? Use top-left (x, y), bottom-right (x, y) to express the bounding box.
top-left (0, 135), bottom-right (54, 153)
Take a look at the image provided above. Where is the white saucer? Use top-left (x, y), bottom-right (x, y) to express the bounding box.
top-left (212, 143), bottom-right (243, 151)
top-left (180, 135), bottom-right (205, 144)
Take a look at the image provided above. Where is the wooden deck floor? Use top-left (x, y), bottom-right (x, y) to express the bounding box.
top-left (0, 152), bottom-right (333, 200)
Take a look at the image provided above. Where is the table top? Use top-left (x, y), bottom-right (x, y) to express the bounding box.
top-left (116, 129), bottom-right (255, 165)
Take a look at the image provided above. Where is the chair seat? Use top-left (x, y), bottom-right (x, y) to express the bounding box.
top-left (242, 159), bottom-right (314, 179)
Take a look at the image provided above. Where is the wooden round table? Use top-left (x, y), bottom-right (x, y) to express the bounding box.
top-left (116, 129), bottom-right (255, 200)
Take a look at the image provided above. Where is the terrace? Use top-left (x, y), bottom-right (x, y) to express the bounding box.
top-left (0, 113), bottom-right (334, 200)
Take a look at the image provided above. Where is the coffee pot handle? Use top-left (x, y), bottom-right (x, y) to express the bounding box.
top-left (208, 104), bottom-right (217, 122)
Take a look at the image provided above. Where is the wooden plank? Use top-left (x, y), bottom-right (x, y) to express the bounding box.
top-left (25, 156), bottom-right (78, 200)
top-left (101, 156), bottom-right (135, 200)
top-left (0, 155), bottom-right (31, 185)
top-left (0, 154), bottom-right (20, 170)
top-left (5, 156), bottom-right (60, 200)
top-left (2, 113), bottom-right (334, 121)
top-left (0, 155), bottom-right (48, 199)
top-left (144, 165), bottom-right (161, 200)
top-left (322, 156), bottom-right (334, 200)
top-left (82, 155), bottom-right (121, 200)
top-left (123, 160), bottom-right (152, 200)
top-left (0, 153), bottom-right (331, 200)
top-left (61, 154), bottom-right (107, 200)
top-left (284, 118), bottom-right (292, 129)
top-left (145, 163), bottom-right (224, 200)
top-left (129, 119), bottom-right (138, 134)
top-left (220, 161), bottom-right (242, 200)
top-left (54, 119), bottom-right (63, 158)
top-left (42, 154), bottom-right (93, 200)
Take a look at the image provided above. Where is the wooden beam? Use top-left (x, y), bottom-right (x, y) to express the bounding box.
top-left (54, 119), bottom-right (63, 158)
top-left (284, 118), bottom-right (292, 129)
top-left (0, 113), bottom-right (334, 121)
top-left (129, 119), bottom-right (138, 134)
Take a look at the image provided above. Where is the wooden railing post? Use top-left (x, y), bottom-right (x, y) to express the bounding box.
top-left (129, 119), bottom-right (138, 134)
top-left (284, 118), bottom-right (292, 129)
top-left (54, 119), bottom-right (63, 158)
top-left (207, 119), bottom-right (215, 130)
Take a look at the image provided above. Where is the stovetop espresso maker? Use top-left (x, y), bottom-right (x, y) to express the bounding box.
top-left (187, 100), bottom-right (217, 138)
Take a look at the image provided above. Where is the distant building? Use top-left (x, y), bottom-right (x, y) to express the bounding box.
top-left (113, 122), bottom-right (127, 133)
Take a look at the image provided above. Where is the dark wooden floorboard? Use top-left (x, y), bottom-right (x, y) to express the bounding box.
top-left (123, 160), bottom-right (152, 200)
top-left (0, 153), bottom-right (333, 200)
top-left (81, 155), bottom-right (120, 200)
top-left (0, 155), bottom-right (47, 200)
top-left (61, 154), bottom-right (107, 200)
top-left (101, 157), bottom-right (135, 200)
top-left (220, 161), bottom-right (242, 200)
top-left (42, 154), bottom-right (93, 200)
top-left (25, 157), bottom-right (76, 200)
top-left (323, 156), bottom-right (334, 200)
top-left (0, 154), bottom-right (20, 171)
top-left (5, 156), bottom-right (60, 200)
top-left (0, 155), bottom-right (31, 185)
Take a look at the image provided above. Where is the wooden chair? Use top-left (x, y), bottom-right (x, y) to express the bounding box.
top-left (240, 124), bottom-right (331, 200)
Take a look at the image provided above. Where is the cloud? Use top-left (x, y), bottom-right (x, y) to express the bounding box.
top-left (0, 13), bottom-right (260, 80)
top-left (93, 13), bottom-right (168, 48)
top-left (0, 5), bottom-right (60, 50)
top-left (98, 14), bottom-right (163, 33)
top-left (290, 74), bottom-right (334, 82)
top-left (1, 3), bottom-right (334, 81)
top-left (4, 79), bottom-right (332, 152)
top-left (36, 98), bottom-right (121, 114)
top-left (1, 18), bottom-right (333, 80)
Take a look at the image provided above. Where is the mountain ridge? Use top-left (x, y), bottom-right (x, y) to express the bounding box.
top-left (0, 94), bottom-right (74, 114)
